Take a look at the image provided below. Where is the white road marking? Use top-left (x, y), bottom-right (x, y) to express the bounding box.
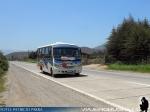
top-left (12, 62), bottom-right (131, 112)
top-left (32, 75), bottom-right (40, 79)
top-left (83, 68), bottom-right (149, 76)
top-left (127, 81), bottom-right (150, 87)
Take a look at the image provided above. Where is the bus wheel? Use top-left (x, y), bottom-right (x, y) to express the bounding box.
top-left (40, 66), bottom-right (44, 73)
top-left (75, 73), bottom-right (80, 76)
top-left (50, 68), bottom-right (55, 77)
top-left (40, 66), bottom-right (42, 70)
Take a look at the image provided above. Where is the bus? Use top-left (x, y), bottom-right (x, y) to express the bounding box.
top-left (37, 42), bottom-right (82, 77)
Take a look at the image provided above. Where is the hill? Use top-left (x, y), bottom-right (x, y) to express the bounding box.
top-left (94, 44), bottom-right (106, 52)
top-left (5, 44), bottom-right (105, 60)
top-left (6, 52), bottom-right (29, 60)
top-left (81, 47), bottom-right (95, 54)
top-left (81, 45), bottom-right (106, 54)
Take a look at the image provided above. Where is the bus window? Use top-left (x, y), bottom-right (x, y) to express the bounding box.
top-left (39, 48), bottom-right (42, 58)
top-left (45, 47), bottom-right (49, 55)
top-left (42, 48), bottom-right (45, 57)
top-left (45, 47), bottom-right (49, 58)
top-left (49, 47), bottom-right (53, 59)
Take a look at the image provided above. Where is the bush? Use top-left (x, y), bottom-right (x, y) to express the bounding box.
top-left (0, 68), bottom-right (4, 75)
top-left (108, 64), bottom-right (150, 73)
top-left (0, 52), bottom-right (9, 75)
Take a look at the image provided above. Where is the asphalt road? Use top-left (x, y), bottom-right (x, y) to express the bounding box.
top-left (6, 63), bottom-right (115, 110)
top-left (7, 61), bottom-right (150, 112)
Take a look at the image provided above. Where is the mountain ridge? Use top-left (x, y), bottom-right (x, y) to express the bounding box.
top-left (5, 44), bottom-right (106, 60)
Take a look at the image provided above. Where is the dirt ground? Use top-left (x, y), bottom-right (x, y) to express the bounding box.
top-left (84, 64), bottom-right (108, 70)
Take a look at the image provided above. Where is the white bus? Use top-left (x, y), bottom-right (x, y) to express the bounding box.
top-left (37, 42), bottom-right (82, 77)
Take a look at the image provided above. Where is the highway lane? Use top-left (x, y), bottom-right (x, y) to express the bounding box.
top-left (83, 67), bottom-right (150, 85)
top-left (10, 61), bottom-right (150, 111)
top-left (6, 63), bottom-right (115, 110)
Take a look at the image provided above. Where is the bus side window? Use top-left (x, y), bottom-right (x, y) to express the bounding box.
top-left (42, 48), bottom-right (44, 57)
top-left (49, 47), bottom-right (52, 59)
top-left (45, 47), bottom-right (49, 58)
top-left (36, 49), bottom-right (39, 58)
top-left (37, 49), bottom-right (41, 58)
top-left (44, 47), bottom-right (47, 58)
top-left (39, 48), bottom-right (41, 57)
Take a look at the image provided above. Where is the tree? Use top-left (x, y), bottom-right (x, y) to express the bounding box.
top-left (28, 51), bottom-right (37, 59)
top-left (106, 16), bottom-right (150, 64)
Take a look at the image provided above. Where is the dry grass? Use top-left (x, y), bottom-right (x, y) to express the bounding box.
top-left (84, 64), bottom-right (108, 70)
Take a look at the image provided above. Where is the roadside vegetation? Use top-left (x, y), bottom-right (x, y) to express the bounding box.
top-left (25, 51), bottom-right (37, 63)
top-left (108, 64), bottom-right (150, 73)
top-left (84, 16), bottom-right (150, 73)
top-left (83, 16), bottom-right (150, 73)
top-left (0, 52), bottom-right (8, 93)
top-left (22, 51), bottom-right (37, 63)
top-left (105, 16), bottom-right (150, 73)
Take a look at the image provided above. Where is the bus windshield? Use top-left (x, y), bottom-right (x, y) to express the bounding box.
top-left (53, 47), bottom-right (81, 60)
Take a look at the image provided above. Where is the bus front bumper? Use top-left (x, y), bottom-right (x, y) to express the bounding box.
top-left (53, 66), bottom-right (82, 75)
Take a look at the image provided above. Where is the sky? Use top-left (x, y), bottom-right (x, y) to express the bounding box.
top-left (0, 0), bottom-right (150, 51)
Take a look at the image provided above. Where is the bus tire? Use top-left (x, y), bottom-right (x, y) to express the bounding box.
top-left (75, 73), bottom-right (80, 76)
top-left (50, 68), bottom-right (55, 77)
top-left (40, 66), bottom-right (42, 70)
top-left (40, 66), bottom-right (45, 73)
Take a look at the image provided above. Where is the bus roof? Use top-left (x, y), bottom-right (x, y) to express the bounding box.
top-left (37, 42), bottom-right (79, 49)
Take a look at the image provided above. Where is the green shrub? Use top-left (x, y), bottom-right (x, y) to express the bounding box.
top-left (0, 68), bottom-right (4, 75)
top-left (0, 52), bottom-right (8, 94)
top-left (0, 52), bottom-right (9, 75)
top-left (108, 64), bottom-right (150, 73)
